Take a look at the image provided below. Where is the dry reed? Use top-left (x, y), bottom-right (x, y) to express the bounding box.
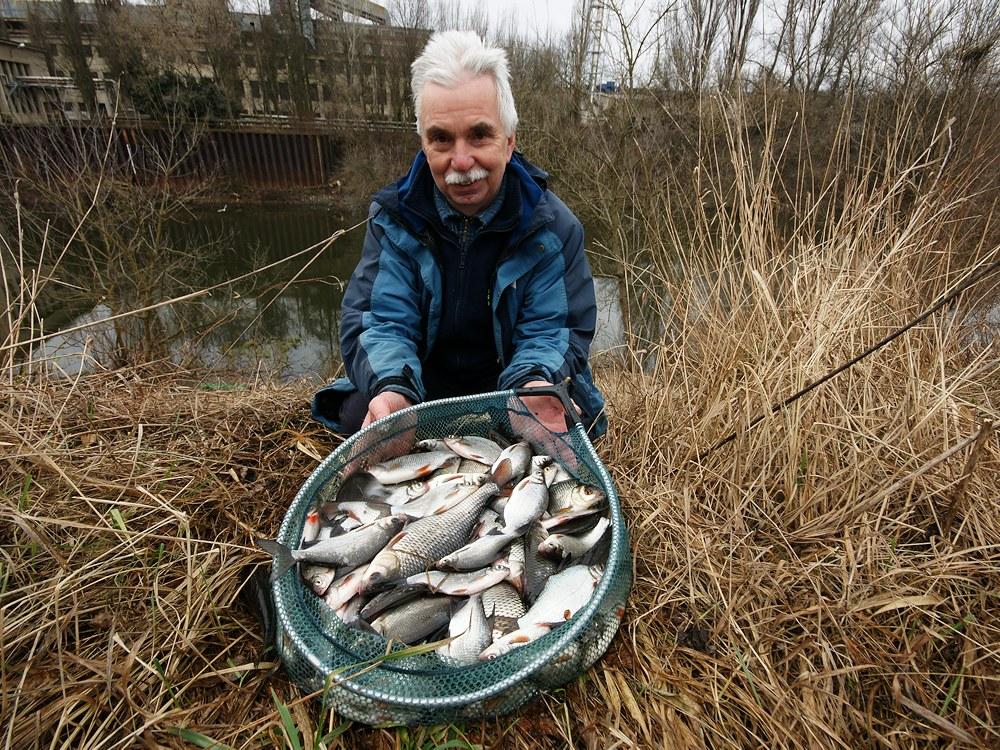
top-left (2, 94), bottom-right (999, 749)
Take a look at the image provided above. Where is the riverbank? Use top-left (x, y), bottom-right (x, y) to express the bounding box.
top-left (3, 275), bottom-right (997, 748)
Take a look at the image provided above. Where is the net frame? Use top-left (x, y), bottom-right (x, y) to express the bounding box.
top-left (271, 389), bottom-right (631, 725)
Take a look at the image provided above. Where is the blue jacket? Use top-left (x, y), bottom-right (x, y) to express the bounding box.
top-left (312, 151), bottom-right (607, 437)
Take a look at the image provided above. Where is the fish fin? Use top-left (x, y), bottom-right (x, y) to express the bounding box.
top-left (384, 530), bottom-right (408, 549)
top-left (353, 617), bottom-right (380, 635)
top-left (578, 526), bottom-right (612, 566)
top-left (257, 538), bottom-right (296, 582)
top-left (490, 458), bottom-right (513, 487)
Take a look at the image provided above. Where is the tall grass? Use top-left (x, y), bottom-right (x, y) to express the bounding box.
top-left (2, 87), bottom-right (998, 748)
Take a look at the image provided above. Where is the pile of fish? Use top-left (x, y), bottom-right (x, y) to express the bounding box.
top-left (259, 435), bottom-right (611, 663)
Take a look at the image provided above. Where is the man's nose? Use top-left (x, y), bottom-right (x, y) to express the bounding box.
top-left (451, 141), bottom-right (475, 172)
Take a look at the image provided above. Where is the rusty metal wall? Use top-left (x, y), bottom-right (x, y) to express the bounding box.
top-left (0, 122), bottom-right (346, 188)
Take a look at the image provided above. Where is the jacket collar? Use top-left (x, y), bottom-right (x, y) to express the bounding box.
top-left (374, 151), bottom-right (554, 245)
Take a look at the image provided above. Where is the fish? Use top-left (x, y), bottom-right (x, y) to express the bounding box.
top-left (438, 594), bottom-right (493, 664)
top-left (522, 521), bottom-right (559, 604)
top-left (335, 594), bottom-right (364, 626)
top-left (332, 471), bottom-right (391, 504)
top-left (481, 581), bottom-right (526, 641)
top-left (538, 517), bottom-right (611, 562)
top-left (491, 442), bottom-right (532, 485)
top-left (547, 480), bottom-right (607, 515)
top-left (288, 434), bottom-right (613, 656)
top-left (323, 565), bottom-right (367, 610)
top-left (436, 531), bottom-right (517, 571)
top-left (506, 537), bottom-right (525, 592)
top-left (500, 465), bottom-right (550, 535)
top-left (302, 563), bottom-right (338, 596)
top-left (319, 500), bottom-right (391, 526)
top-left (390, 474), bottom-right (486, 519)
top-left (539, 506), bottom-right (606, 533)
top-left (402, 563), bottom-right (511, 596)
top-left (473, 508), bottom-right (502, 538)
top-left (258, 515), bottom-right (406, 581)
top-left (359, 584), bottom-right (427, 621)
top-left (458, 458), bottom-right (492, 474)
top-left (443, 436), bottom-right (504, 465)
top-left (359, 466), bottom-right (508, 591)
top-left (479, 565), bottom-right (602, 659)
top-left (366, 451), bottom-right (460, 485)
top-left (301, 509), bottom-right (323, 544)
top-left (369, 595), bottom-right (454, 644)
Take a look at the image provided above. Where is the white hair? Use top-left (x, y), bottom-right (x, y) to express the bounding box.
top-left (411, 30), bottom-right (518, 137)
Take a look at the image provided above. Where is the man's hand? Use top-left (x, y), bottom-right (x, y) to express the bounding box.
top-left (362, 391), bottom-right (414, 428)
top-left (519, 379), bottom-right (578, 433)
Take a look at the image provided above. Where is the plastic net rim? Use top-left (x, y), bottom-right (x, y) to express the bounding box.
top-left (272, 389), bottom-right (628, 710)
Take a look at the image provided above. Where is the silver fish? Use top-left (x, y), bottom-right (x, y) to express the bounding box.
top-left (323, 565), bottom-right (367, 610)
top-left (443, 436), bottom-right (504, 465)
top-left (370, 595), bottom-right (453, 644)
top-left (481, 581), bottom-right (526, 641)
top-left (259, 515), bottom-right (406, 581)
top-left (480, 565), bottom-right (602, 659)
top-left (367, 451), bottom-right (459, 485)
top-left (491, 442), bottom-right (532, 485)
top-left (436, 531), bottom-right (517, 571)
top-left (539, 507), bottom-right (605, 532)
top-left (501, 469), bottom-right (550, 535)
top-left (301, 508), bottom-right (323, 544)
top-left (320, 500), bottom-right (391, 526)
top-left (391, 474), bottom-right (486, 519)
top-left (404, 563), bottom-right (510, 596)
top-left (332, 471), bottom-right (391, 504)
top-left (473, 508), bottom-right (502, 538)
top-left (518, 565), bottom-right (603, 628)
top-left (523, 522), bottom-right (559, 604)
top-left (360, 476), bottom-right (504, 591)
top-left (538, 517), bottom-right (610, 562)
top-left (547, 480), bottom-right (607, 515)
top-left (458, 458), bottom-right (492, 474)
top-left (335, 594), bottom-right (364, 626)
top-left (506, 537), bottom-right (525, 592)
top-left (438, 594), bottom-right (493, 664)
top-left (301, 563), bottom-right (338, 596)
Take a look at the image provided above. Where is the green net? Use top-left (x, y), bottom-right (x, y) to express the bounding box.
top-left (271, 390), bottom-right (632, 726)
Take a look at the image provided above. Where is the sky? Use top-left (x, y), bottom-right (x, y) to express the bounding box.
top-left (484, 0), bottom-right (581, 39)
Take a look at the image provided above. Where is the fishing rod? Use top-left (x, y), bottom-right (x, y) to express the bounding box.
top-left (694, 256), bottom-right (1000, 464)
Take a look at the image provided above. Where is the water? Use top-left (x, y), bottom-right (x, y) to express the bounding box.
top-left (33, 205), bottom-right (624, 380)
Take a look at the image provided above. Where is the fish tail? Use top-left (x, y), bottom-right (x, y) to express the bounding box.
top-left (257, 538), bottom-right (296, 582)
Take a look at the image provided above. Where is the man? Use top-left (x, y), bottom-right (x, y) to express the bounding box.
top-left (312, 30), bottom-right (606, 438)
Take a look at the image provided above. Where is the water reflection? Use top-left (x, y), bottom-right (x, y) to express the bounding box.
top-left (35, 205), bottom-right (624, 379)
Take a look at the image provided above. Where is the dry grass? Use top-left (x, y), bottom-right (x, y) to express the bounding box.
top-left (3, 94), bottom-right (1000, 748)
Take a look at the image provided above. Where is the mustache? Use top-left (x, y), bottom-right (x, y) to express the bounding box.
top-left (444, 166), bottom-right (490, 186)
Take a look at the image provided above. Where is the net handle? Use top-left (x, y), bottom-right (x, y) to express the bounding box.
top-left (514, 378), bottom-right (582, 428)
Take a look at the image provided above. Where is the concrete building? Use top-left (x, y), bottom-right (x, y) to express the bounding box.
top-left (0, 39), bottom-right (58, 123)
top-left (0, 1), bottom-right (117, 122)
top-left (0, 0), bottom-right (421, 124)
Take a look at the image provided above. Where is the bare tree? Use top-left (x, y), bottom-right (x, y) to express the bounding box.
top-left (767, 0), bottom-right (885, 94)
top-left (603, 0), bottom-right (674, 90)
top-left (721, 0), bottom-right (762, 89)
top-left (661, 0), bottom-right (725, 91)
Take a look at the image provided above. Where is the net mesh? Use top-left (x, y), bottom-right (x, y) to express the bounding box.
top-left (272, 390), bottom-right (632, 725)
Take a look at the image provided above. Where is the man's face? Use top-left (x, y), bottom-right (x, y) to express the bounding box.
top-left (420, 75), bottom-right (515, 217)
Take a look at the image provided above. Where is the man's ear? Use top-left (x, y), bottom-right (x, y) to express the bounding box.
top-left (506, 132), bottom-right (516, 161)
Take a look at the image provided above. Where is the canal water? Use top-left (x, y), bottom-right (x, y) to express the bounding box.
top-left (34, 205), bottom-right (623, 380)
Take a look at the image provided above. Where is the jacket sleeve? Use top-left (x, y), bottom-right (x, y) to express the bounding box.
top-left (339, 205), bottom-right (425, 403)
top-left (498, 216), bottom-right (596, 390)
